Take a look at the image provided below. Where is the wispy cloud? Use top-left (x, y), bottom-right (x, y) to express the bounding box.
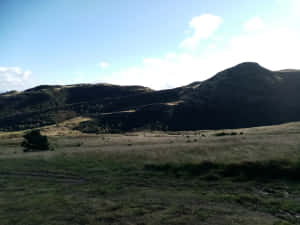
top-left (179, 14), bottom-right (223, 50)
top-left (0, 67), bottom-right (34, 92)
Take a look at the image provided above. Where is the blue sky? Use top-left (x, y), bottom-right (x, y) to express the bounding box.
top-left (1, 0), bottom-right (299, 91)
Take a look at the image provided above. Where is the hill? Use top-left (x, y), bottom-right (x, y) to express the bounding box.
top-left (0, 83), bottom-right (153, 131)
top-left (1, 62), bottom-right (300, 132)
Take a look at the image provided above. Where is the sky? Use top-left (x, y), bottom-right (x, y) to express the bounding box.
top-left (1, 0), bottom-right (300, 91)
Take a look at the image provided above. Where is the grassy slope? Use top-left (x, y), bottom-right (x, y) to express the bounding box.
top-left (3, 63), bottom-right (300, 133)
top-left (1, 122), bottom-right (300, 224)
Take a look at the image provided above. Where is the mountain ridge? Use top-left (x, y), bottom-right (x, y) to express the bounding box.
top-left (1, 62), bottom-right (300, 132)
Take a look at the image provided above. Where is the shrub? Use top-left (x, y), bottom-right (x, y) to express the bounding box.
top-left (214, 132), bottom-right (227, 136)
top-left (215, 131), bottom-right (237, 136)
top-left (22, 130), bottom-right (50, 152)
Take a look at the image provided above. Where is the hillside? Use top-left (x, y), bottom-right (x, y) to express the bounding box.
top-left (0, 83), bottom-right (153, 131)
top-left (1, 62), bottom-right (300, 132)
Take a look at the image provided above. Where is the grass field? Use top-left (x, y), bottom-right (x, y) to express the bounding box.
top-left (1, 119), bottom-right (300, 225)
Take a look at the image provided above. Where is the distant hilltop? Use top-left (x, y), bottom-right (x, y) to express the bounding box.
top-left (1, 62), bottom-right (300, 133)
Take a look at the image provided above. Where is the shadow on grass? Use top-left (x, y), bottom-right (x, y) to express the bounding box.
top-left (214, 131), bottom-right (243, 136)
top-left (144, 160), bottom-right (300, 181)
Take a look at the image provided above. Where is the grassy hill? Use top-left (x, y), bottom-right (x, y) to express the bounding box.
top-left (76, 62), bottom-right (300, 132)
top-left (1, 62), bottom-right (300, 132)
top-left (2, 62), bottom-right (300, 224)
top-left (0, 83), bottom-right (153, 131)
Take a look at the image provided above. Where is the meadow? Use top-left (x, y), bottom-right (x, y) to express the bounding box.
top-left (1, 118), bottom-right (300, 225)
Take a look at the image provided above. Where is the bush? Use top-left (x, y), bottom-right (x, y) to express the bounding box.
top-left (215, 131), bottom-right (238, 136)
top-left (22, 130), bottom-right (50, 152)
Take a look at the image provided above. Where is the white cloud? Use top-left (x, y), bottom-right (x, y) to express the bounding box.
top-left (243, 17), bottom-right (265, 32)
top-left (99, 12), bottom-right (300, 90)
top-left (228, 27), bottom-right (300, 70)
top-left (0, 67), bottom-right (34, 92)
top-left (100, 52), bottom-right (230, 90)
top-left (99, 61), bottom-right (110, 69)
top-left (180, 14), bottom-right (223, 50)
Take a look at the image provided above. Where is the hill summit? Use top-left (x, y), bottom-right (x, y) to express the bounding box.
top-left (1, 62), bottom-right (300, 132)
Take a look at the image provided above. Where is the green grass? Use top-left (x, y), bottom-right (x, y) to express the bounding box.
top-left (144, 159), bottom-right (300, 180)
top-left (1, 123), bottom-right (300, 224)
top-left (0, 153), bottom-right (299, 225)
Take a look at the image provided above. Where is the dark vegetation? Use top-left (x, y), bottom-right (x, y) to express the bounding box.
top-left (21, 130), bottom-right (50, 152)
top-left (214, 131), bottom-right (243, 136)
top-left (144, 159), bottom-right (300, 181)
top-left (1, 62), bottom-right (300, 132)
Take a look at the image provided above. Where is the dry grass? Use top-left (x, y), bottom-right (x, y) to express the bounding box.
top-left (1, 121), bottom-right (300, 164)
top-left (1, 121), bottom-right (300, 224)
